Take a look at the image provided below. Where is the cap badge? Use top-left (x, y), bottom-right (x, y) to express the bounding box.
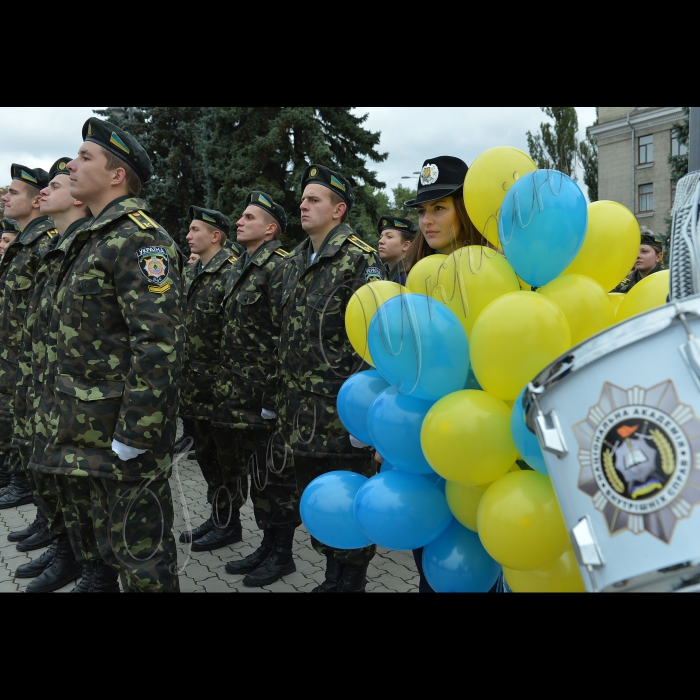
top-left (88, 123), bottom-right (93, 136)
top-left (202, 212), bottom-right (216, 223)
top-left (381, 219), bottom-right (387, 227)
top-left (58, 161), bottom-right (67, 170)
top-left (309, 167), bottom-right (318, 178)
top-left (420, 163), bottom-right (439, 186)
top-left (109, 132), bottom-right (130, 154)
top-left (330, 175), bottom-right (346, 192)
top-left (258, 194), bottom-right (272, 208)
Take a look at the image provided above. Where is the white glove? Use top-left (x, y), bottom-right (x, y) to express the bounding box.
top-left (112, 439), bottom-right (147, 461)
top-left (349, 435), bottom-right (369, 448)
top-left (261, 408), bottom-right (276, 420)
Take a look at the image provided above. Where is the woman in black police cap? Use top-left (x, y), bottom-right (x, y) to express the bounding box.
top-left (377, 215), bottom-right (418, 285)
top-left (611, 229), bottom-right (664, 293)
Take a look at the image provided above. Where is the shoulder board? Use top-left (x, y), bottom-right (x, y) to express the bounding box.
top-left (347, 235), bottom-right (376, 253)
top-left (127, 210), bottom-right (158, 230)
top-left (273, 248), bottom-right (290, 258)
top-left (45, 228), bottom-right (59, 239)
top-left (228, 255), bottom-right (239, 264)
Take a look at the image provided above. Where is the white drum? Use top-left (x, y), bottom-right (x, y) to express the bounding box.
top-left (525, 295), bottom-right (700, 592)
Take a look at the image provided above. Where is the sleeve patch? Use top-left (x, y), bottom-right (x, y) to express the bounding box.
top-left (137, 246), bottom-right (170, 291)
top-left (364, 266), bottom-right (384, 282)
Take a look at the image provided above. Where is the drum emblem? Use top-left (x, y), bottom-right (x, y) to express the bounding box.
top-left (573, 380), bottom-right (700, 543)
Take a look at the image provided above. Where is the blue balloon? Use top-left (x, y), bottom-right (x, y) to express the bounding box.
top-left (337, 370), bottom-right (390, 446)
top-left (498, 169), bottom-right (587, 287)
top-left (510, 388), bottom-right (548, 475)
top-left (300, 471), bottom-right (372, 550)
top-left (422, 518), bottom-right (502, 592)
top-left (353, 470), bottom-right (452, 551)
top-left (379, 460), bottom-right (398, 473)
top-left (367, 387), bottom-right (436, 475)
top-left (367, 293), bottom-right (470, 402)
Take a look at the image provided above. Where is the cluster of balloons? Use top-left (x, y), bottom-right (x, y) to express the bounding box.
top-left (300, 146), bottom-right (671, 593)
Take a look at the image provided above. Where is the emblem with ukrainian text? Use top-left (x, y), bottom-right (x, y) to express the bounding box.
top-left (420, 163), bottom-right (438, 185)
top-left (137, 246), bottom-right (171, 293)
top-left (573, 381), bottom-right (700, 543)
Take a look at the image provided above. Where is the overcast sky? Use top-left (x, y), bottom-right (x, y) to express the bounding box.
top-left (0, 106), bottom-right (598, 197)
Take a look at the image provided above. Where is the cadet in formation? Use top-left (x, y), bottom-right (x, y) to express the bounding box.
top-left (29, 117), bottom-right (185, 592)
top-left (274, 164), bottom-right (386, 592)
top-left (0, 218), bottom-right (19, 260)
top-left (376, 214), bottom-right (418, 284)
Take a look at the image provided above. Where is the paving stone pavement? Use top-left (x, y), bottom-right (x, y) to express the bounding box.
top-left (0, 424), bottom-right (421, 593)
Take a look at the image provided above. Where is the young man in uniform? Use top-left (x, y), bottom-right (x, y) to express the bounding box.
top-left (276, 164), bottom-right (385, 592)
top-left (214, 191), bottom-right (295, 586)
top-left (0, 218), bottom-right (19, 259)
top-left (29, 117), bottom-right (184, 592)
top-left (11, 157), bottom-right (94, 591)
top-left (0, 165), bottom-right (57, 510)
top-left (177, 206), bottom-right (243, 550)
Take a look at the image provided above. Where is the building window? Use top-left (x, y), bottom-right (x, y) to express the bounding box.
top-left (639, 134), bottom-right (653, 164)
top-left (639, 183), bottom-right (653, 212)
top-left (671, 133), bottom-right (688, 157)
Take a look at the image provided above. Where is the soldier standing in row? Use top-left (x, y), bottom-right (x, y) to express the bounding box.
top-left (177, 206), bottom-right (244, 551)
top-left (0, 218), bottom-right (20, 259)
top-left (275, 164), bottom-right (385, 592)
top-left (377, 215), bottom-right (418, 284)
top-left (29, 118), bottom-right (184, 592)
top-left (13, 158), bottom-right (94, 591)
top-left (0, 165), bottom-right (57, 511)
top-left (215, 191), bottom-right (296, 587)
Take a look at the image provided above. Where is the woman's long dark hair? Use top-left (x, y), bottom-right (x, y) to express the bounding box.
top-left (404, 190), bottom-right (486, 270)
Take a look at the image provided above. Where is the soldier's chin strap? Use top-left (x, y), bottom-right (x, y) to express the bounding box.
top-left (669, 170), bottom-right (700, 300)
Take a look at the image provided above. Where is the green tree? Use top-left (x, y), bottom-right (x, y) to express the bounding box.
top-left (579, 108), bottom-right (599, 202)
top-left (202, 107), bottom-right (387, 248)
top-left (526, 107), bottom-right (579, 177)
top-left (661, 107), bottom-right (690, 259)
top-left (389, 183), bottom-right (418, 222)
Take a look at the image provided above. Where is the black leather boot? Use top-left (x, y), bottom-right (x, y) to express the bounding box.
top-left (14, 541), bottom-right (58, 579)
top-left (8, 510), bottom-right (47, 542)
top-left (191, 515), bottom-right (243, 552)
top-left (225, 528), bottom-right (275, 575)
top-left (310, 555), bottom-right (345, 593)
top-left (243, 526), bottom-right (296, 587)
top-left (179, 514), bottom-right (215, 543)
top-left (0, 455), bottom-right (10, 489)
top-left (25, 534), bottom-right (81, 592)
top-left (0, 472), bottom-right (34, 510)
top-left (69, 561), bottom-right (96, 592)
top-left (87, 562), bottom-right (120, 592)
top-left (16, 515), bottom-right (51, 551)
top-left (336, 562), bottom-right (369, 592)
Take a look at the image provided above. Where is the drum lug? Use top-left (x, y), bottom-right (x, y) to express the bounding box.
top-left (571, 516), bottom-right (604, 585)
top-left (534, 410), bottom-right (568, 457)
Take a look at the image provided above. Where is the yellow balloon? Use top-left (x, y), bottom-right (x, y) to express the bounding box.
top-left (503, 547), bottom-right (586, 592)
top-left (406, 254), bottom-right (448, 295)
top-left (538, 274), bottom-right (616, 346)
top-left (463, 146), bottom-right (538, 247)
top-left (616, 270), bottom-right (670, 322)
top-left (444, 480), bottom-right (492, 531)
top-left (562, 200), bottom-right (640, 292)
top-left (469, 291), bottom-right (571, 400)
top-left (429, 246), bottom-right (520, 339)
top-left (608, 292), bottom-right (626, 315)
top-left (477, 470), bottom-right (569, 571)
top-left (421, 389), bottom-right (517, 485)
top-left (345, 281), bottom-right (403, 365)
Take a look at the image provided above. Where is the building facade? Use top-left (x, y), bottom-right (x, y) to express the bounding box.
top-left (589, 107), bottom-right (687, 237)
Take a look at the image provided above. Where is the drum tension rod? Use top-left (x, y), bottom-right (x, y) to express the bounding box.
top-left (528, 385), bottom-right (568, 457)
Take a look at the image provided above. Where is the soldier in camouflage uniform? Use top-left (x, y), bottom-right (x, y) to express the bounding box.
top-left (215, 191), bottom-right (296, 587)
top-left (275, 164), bottom-right (385, 593)
top-left (0, 164), bottom-right (57, 511)
top-left (0, 218), bottom-right (20, 260)
top-left (177, 205), bottom-right (244, 551)
top-left (29, 118), bottom-right (184, 593)
top-left (377, 215), bottom-right (418, 285)
top-left (10, 157), bottom-right (95, 591)
top-left (610, 230), bottom-right (664, 293)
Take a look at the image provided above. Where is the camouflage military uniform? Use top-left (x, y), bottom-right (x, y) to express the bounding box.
top-left (212, 239), bottom-right (293, 530)
top-left (275, 223), bottom-right (385, 565)
top-left (0, 215), bottom-right (59, 480)
top-left (387, 261), bottom-right (408, 286)
top-left (30, 196), bottom-right (184, 592)
top-left (610, 263), bottom-right (663, 293)
top-left (180, 245), bottom-right (239, 515)
top-left (14, 218), bottom-right (91, 539)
